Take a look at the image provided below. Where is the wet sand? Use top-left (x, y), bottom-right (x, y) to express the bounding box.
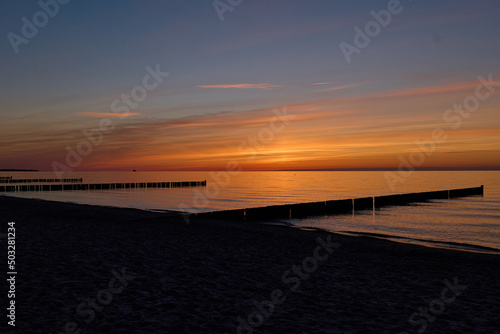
top-left (1, 195), bottom-right (499, 333)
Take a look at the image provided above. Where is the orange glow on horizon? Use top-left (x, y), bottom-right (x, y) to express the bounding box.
top-left (2, 80), bottom-right (499, 172)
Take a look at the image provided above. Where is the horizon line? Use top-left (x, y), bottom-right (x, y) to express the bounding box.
top-left (3, 167), bottom-right (500, 172)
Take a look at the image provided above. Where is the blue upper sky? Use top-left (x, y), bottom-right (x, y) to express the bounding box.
top-left (1, 0), bottom-right (498, 112)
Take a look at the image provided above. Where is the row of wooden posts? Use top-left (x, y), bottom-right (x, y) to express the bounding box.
top-left (196, 186), bottom-right (484, 221)
top-left (0, 181), bottom-right (206, 192)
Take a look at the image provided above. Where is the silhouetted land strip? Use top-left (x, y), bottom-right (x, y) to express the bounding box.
top-left (0, 169), bottom-right (38, 171)
top-left (0, 177), bottom-right (83, 184)
top-left (196, 186), bottom-right (484, 221)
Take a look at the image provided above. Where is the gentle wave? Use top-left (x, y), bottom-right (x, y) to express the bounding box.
top-left (336, 230), bottom-right (500, 254)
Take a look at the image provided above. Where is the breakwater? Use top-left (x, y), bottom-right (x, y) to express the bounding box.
top-left (196, 186), bottom-right (484, 221)
top-left (0, 180), bottom-right (206, 192)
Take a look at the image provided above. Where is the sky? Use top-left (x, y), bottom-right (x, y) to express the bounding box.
top-left (0, 0), bottom-right (499, 171)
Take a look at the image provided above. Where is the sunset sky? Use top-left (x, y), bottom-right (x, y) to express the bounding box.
top-left (1, 0), bottom-right (499, 171)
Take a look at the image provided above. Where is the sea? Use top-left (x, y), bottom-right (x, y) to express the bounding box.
top-left (1, 171), bottom-right (499, 254)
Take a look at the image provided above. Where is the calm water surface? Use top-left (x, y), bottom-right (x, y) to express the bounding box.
top-left (1, 171), bottom-right (499, 253)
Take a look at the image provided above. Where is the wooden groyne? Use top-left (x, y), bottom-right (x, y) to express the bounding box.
top-left (0, 178), bottom-right (83, 184)
top-left (196, 186), bottom-right (484, 221)
top-left (0, 180), bottom-right (206, 192)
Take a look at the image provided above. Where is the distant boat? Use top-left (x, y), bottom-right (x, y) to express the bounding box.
top-left (132, 169), bottom-right (136, 172)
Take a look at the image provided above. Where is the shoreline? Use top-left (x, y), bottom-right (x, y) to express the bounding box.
top-left (5, 188), bottom-right (497, 256)
top-left (5, 193), bottom-right (498, 255)
top-left (2, 195), bottom-right (500, 333)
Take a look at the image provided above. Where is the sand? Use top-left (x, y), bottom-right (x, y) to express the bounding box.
top-left (1, 195), bottom-right (499, 333)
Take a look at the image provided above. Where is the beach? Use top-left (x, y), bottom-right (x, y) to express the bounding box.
top-left (2, 195), bottom-right (500, 333)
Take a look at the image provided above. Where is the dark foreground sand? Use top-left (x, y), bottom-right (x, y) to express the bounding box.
top-left (1, 196), bottom-right (499, 334)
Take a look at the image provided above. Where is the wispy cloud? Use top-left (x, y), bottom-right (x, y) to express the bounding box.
top-left (198, 83), bottom-right (281, 89)
top-left (316, 83), bottom-right (361, 92)
top-left (2, 94), bottom-right (500, 170)
top-left (377, 81), bottom-right (484, 99)
top-left (77, 112), bottom-right (141, 118)
top-left (312, 82), bottom-right (337, 86)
